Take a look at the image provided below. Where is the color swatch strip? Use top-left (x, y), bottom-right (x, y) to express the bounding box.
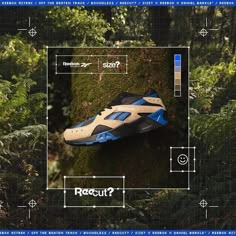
top-left (174, 54), bottom-right (181, 97)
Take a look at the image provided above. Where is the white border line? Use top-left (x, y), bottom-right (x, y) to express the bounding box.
top-left (57, 55), bottom-right (128, 56)
top-left (49, 187), bottom-right (191, 191)
top-left (46, 46), bottom-right (191, 191)
top-left (188, 146), bottom-right (190, 189)
top-left (188, 47), bottom-right (191, 190)
top-left (123, 176), bottom-right (125, 208)
top-left (65, 175), bottom-right (124, 178)
top-left (47, 46), bottom-right (190, 49)
top-left (46, 45), bottom-right (49, 190)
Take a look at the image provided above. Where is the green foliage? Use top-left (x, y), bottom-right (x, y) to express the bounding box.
top-left (111, 7), bottom-right (128, 31)
top-left (111, 7), bottom-right (151, 41)
top-left (0, 36), bottom-right (46, 131)
top-left (191, 100), bottom-right (236, 156)
top-left (0, 35), bottom-right (45, 78)
top-left (0, 34), bottom-right (46, 215)
top-left (47, 7), bottom-right (111, 45)
top-left (190, 55), bottom-right (236, 113)
top-left (0, 75), bottom-right (46, 131)
top-left (114, 40), bottom-right (155, 47)
top-left (0, 125), bottom-right (46, 171)
top-left (169, 7), bottom-right (193, 45)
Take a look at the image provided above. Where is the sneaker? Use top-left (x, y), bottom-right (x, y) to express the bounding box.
top-left (64, 88), bottom-right (168, 146)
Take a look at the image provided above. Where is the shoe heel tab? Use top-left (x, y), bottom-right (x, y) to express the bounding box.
top-left (148, 109), bottom-right (168, 126)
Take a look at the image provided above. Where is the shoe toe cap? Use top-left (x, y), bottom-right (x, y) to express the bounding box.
top-left (63, 127), bottom-right (89, 142)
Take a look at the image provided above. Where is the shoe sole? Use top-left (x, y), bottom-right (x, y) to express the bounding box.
top-left (65, 109), bottom-right (168, 146)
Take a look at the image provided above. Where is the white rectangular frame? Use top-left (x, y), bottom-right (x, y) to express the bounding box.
top-left (46, 46), bottom-right (191, 191)
top-left (55, 54), bottom-right (128, 75)
top-left (63, 175), bottom-right (125, 208)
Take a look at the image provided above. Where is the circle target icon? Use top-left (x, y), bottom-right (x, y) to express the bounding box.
top-left (28, 199), bottom-right (37, 208)
top-left (28, 28), bottom-right (37, 37)
top-left (199, 199), bottom-right (208, 208)
top-left (199, 28), bottom-right (208, 37)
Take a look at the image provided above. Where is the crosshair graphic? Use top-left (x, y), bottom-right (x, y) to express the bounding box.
top-left (199, 199), bottom-right (208, 208)
top-left (28, 199), bottom-right (37, 208)
top-left (199, 28), bottom-right (208, 37)
top-left (18, 199), bottom-right (37, 220)
top-left (199, 199), bottom-right (219, 219)
top-left (199, 17), bottom-right (219, 37)
top-left (17, 17), bottom-right (37, 37)
top-left (28, 28), bottom-right (37, 37)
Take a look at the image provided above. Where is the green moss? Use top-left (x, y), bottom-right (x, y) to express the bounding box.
top-left (73, 135), bottom-right (170, 188)
top-left (68, 48), bottom-right (187, 188)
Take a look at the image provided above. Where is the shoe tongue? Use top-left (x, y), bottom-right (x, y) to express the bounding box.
top-left (109, 92), bottom-right (141, 106)
top-left (109, 89), bottom-right (158, 106)
top-left (144, 88), bottom-right (158, 97)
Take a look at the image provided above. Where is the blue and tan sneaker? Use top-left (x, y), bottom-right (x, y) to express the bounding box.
top-left (64, 88), bottom-right (168, 146)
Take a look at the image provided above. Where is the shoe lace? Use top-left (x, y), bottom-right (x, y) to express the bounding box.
top-left (97, 105), bottom-right (112, 116)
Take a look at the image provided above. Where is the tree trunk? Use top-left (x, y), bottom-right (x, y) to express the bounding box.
top-left (149, 7), bottom-right (171, 46)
